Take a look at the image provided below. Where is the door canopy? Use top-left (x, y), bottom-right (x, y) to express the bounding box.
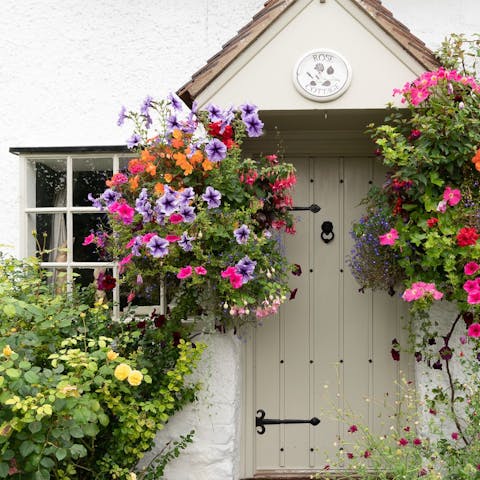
top-left (177, 0), bottom-right (438, 110)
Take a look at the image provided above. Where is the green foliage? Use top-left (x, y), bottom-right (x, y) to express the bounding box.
top-left (0, 255), bottom-right (204, 479)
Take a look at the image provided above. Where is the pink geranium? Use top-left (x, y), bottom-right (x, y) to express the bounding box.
top-left (467, 323), bottom-right (480, 338)
top-left (443, 186), bottom-right (462, 206)
top-left (379, 228), bottom-right (399, 246)
top-left (465, 262), bottom-right (480, 276)
top-left (177, 265), bottom-right (193, 279)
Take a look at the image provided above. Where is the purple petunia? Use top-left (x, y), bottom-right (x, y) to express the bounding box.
top-left (101, 188), bottom-right (121, 206)
top-left (140, 95), bottom-right (153, 115)
top-left (234, 224), bottom-right (250, 244)
top-left (117, 105), bottom-right (127, 126)
top-left (239, 102), bottom-right (258, 119)
top-left (206, 103), bottom-right (223, 122)
top-left (236, 256), bottom-right (257, 283)
top-left (202, 186), bottom-right (222, 209)
top-left (147, 235), bottom-right (169, 258)
top-left (205, 138), bottom-right (227, 162)
top-left (167, 114), bottom-right (181, 132)
top-left (127, 133), bottom-right (142, 149)
top-left (243, 113), bottom-right (264, 137)
top-left (135, 188), bottom-right (153, 222)
top-left (131, 236), bottom-right (143, 256)
top-left (168, 92), bottom-right (183, 111)
top-left (88, 193), bottom-right (103, 210)
top-left (179, 205), bottom-right (196, 223)
top-left (157, 187), bottom-right (178, 215)
top-left (178, 232), bottom-right (194, 252)
top-left (178, 187), bottom-right (195, 206)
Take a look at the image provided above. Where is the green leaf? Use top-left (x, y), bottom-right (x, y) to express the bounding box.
top-left (19, 440), bottom-right (35, 457)
top-left (0, 463), bottom-right (9, 478)
top-left (69, 443), bottom-right (87, 459)
top-left (34, 469), bottom-right (50, 480)
top-left (55, 448), bottom-right (67, 461)
top-left (5, 368), bottom-right (20, 379)
top-left (24, 370), bottom-right (40, 384)
top-left (28, 422), bottom-right (42, 434)
top-left (2, 304), bottom-right (16, 318)
top-left (40, 457), bottom-right (55, 469)
top-left (69, 426), bottom-right (84, 438)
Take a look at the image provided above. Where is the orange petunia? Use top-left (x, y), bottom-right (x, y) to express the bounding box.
top-left (472, 149), bottom-right (480, 164)
top-left (154, 182), bottom-right (165, 195)
top-left (141, 149), bottom-right (156, 163)
top-left (171, 129), bottom-right (184, 149)
top-left (145, 162), bottom-right (157, 176)
top-left (129, 175), bottom-right (139, 191)
top-left (475, 161), bottom-right (480, 172)
top-left (190, 150), bottom-right (203, 166)
top-left (202, 159), bottom-right (214, 171)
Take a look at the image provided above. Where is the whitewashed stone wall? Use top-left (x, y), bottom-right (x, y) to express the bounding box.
top-left (138, 332), bottom-right (242, 480)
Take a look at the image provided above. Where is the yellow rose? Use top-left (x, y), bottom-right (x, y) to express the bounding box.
top-left (3, 345), bottom-right (13, 357)
top-left (129, 473), bottom-right (137, 480)
top-left (114, 363), bottom-right (132, 381)
top-left (127, 370), bottom-right (143, 386)
top-left (107, 350), bottom-right (119, 361)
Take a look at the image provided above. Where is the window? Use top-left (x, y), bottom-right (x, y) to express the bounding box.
top-left (11, 146), bottom-right (147, 318)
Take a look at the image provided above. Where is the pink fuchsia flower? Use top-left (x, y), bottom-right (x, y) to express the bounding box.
top-left (177, 266), bottom-right (193, 279)
top-left (398, 438), bottom-right (409, 446)
top-left (347, 425), bottom-right (358, 433)
top-left (194, 266), bottom-right (207, 275)
top-left (468, 323), bottom-right (480, 337)
top-left (465, 262), bottom-right (480, 276)
top-left (443, 186), bottom-right (462, 206)
top-left (169, 213), bottom-right (184, 224)
top-left (379, 228), bottom-right (399, 246)
top-left (127, 291), bottom-right (135, 303)
top-left (82, 233), bottom-right (95, 246)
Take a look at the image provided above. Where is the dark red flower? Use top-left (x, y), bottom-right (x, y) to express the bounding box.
top-left (292, 264), bottom-right (302, 276)
top-left (451, 432), bottom-right (459, 440)
top-left (208, 121), bottom-right (222, 137)
top-left (418, 468), bottom-right (428, 477)
top-left (408, 129), bottom-right (422, 141)
top-left (172, 331), bottom-right (182, 346)
top-left (429, 408), bottom-right (437, 415)
top-left (154, 314), bottom-right (167, 328)
top-left (439, 345), bottom-right (453, 361)
top-left (413, 438), bottom-right (422, 445)
top-left (463, 312), bottom-right (474, 327)
top-left (347, 453), bottom-right (354, 459)
top-left (415, 351), bottom-right (422, 362)
top-left (363, 450), bottom-right (371, 458)
top-left (348, 425), bottom-right (358, 433)
top-left (398, 438), bottom-right (408, 446)
top-left (289, 288), bottom-right (298, 300)
top-left (427, 217), bottom-right (438, 228)
top-left (457, 227), bottom-right (479, 247)
top-left (391, 349), bottom-right (400, 361)
top-left (96, 272), bottom-right (116, 292)
top-left (432, 360), bottom-right (443, 370)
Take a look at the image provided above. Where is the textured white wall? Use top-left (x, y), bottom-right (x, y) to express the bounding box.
top-left (138, 333), bottom-right (242, 480)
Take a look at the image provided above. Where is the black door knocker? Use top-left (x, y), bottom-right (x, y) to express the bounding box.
top-left (321, 221), bottom-right (334, 244)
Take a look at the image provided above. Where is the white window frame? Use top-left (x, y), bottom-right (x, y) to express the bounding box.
top-left (16, 147), bottom-right (135, 319)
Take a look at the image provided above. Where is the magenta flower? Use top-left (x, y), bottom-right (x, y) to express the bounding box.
top-left (119, 253), bottom-right (132, 266)
top-left (451, 432), bottom-right (459, 440)
top-left (166, 234), bottom-right (181, 242)
top-left (177, 266), bottom-right (193, 279)
top-left (413, 438), bottom-right (422, 446)
top-left (463, 279), bottom-right (480, 294)
top-left (443, 186), bottom-right (462, 206)
top-left (221, 266), bottom-right (237, 278)
top-left (347, 425), bottom-right (358, 433)
top-left (169, 213), bottom-right (184, 224)
top-left (379, 228), bottom-right (398, 246)
top-left (468, 323), bottom-right (480, 337)
top-left (468, 291), bottom-right (480, 304)
top-left (195, 266), bottom-right (207, 275)
top-left (82, 233), bottom-right (95, 246)
top-left (229, 272), bottom-right (243, 289)
top-left (398, 438), bottom-right (409, 446)
top-left (109, 201), bottom-right (135, 224)
top-left (464, 261), bottom-right (480, 276)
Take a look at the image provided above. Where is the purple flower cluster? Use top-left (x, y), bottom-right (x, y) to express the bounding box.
top-left (236, 256), bottom-right (256, 283)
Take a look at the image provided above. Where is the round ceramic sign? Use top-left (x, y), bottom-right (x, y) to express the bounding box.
top-left (293, 49), bottom-right (352, 102)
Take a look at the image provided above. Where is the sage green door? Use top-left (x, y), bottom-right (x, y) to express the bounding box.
top-left (250, 156), bottom-right (408, 475)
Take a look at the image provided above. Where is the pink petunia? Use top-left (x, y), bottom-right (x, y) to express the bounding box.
top-left (125, 237), bottom-right (136, 248)
top-left (229, 272), bottom-right (243, 289)
top-left (468, 291), bottom-right (480, 305)
top-left (119, 254), bottom-right (132, 266)
top-left (169, 213), bottom-right (184, 224)
top-left (379, 228), bottom-right (399, 246)
top-left (463, 279), bottom-right (480, 294)
top-left (166, 234), bottom-right (181, 242)
top-left (195, 266), bottom-right (207, 275)
top-left (82, 233), bottom-right (95, 246)
top-left (468, 323), bottom-right (480, 337)
top-left (465, 262), bottom-right (480, 276)
top-left (142, 232), bottom-right (156, 244)
top-left (177, 266), bottom-right (193, 279)
top-left (443, 186), bottom-right (462, 206)
top-left (221, 266), bottom-right (237, 278)
top-left (109, 201), bottom-right (135, 224)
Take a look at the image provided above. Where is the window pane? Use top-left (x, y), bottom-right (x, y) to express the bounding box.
top-left (120, 275), bottom-right (163, 311)
top-left (33, 158), bottom-right (67, 208)
top-left (28, 212), bottom-right (67, 262)
top-left (73, 157), bottom-right (113, 206)
top-left (73, 213), bottom-right (110, 262)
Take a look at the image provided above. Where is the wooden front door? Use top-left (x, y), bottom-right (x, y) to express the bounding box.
top-left (243, 155), bottom-right (409, 477)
